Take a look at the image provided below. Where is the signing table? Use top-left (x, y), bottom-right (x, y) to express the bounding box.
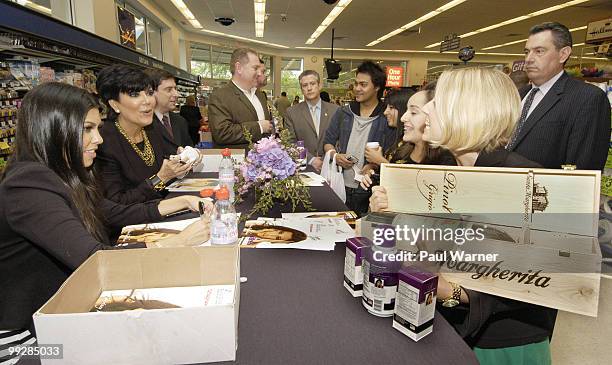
top-left (168, 173), bottom-right (478, 365)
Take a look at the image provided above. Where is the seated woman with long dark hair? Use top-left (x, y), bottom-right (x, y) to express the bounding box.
top-left (95, 64), bottom-right (194, 204)
top-left (371, 68), bottom-right (551, 365)
top-left (0, 83), bottom-right (210, 361)
top-left (362, 83), bottom-right (455, 190)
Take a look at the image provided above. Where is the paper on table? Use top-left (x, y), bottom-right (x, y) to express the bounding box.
top-left (239, 217), bottom-right (350, 251)
top-left (166, 178), bottom-right (219, 192)
top-left (299, 172), bottom-right (327, 186)
top-left (119, 217), bottom-right (209, 246)
top-left (282, 211), bottom-right (359, 226)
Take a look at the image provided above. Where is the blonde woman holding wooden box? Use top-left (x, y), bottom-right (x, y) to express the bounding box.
top-left (371, 67), bottom-right (553, 365)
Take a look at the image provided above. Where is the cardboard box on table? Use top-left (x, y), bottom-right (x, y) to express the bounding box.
top-left (363, 164), bottom-right (602, 317)
top-left (33, 246), bottom-right (240, 365)
top-left (193, 148), bottom-right (245, 173)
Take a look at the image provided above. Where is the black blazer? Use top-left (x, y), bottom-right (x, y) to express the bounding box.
top-left (179, 105), bottom-right (202, 145)
top-left (154, 112), bottom-right (193, 148)
top-left (508, 72), bottom-right (610, 170)
top-left (0, 161), bottom-right (162, 330)
top-left (96, 119), bottom-right (176, 204)
top-left (440, 148), bottom-right (557, 349)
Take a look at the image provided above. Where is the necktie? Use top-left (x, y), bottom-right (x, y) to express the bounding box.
top-left (161, 114), bottom-right (173, 138)
top-left (311, 106), bottom-right (319, 136)
top-left (507, 87), bottom-right (539, 150)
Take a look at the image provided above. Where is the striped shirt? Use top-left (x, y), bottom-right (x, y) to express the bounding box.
top-left (0, 329), bottom-right (35, 365)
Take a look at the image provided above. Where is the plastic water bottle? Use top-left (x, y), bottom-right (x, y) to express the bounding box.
top-left (210, 186), bottom-right (238, 245)
top-left (218, 148), bottom-right (235, 203)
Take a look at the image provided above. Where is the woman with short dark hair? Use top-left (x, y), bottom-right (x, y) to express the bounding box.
top-left (0, 83), bottom-right (210, 362)
top-left (96, 64), bottom-right (193, 204)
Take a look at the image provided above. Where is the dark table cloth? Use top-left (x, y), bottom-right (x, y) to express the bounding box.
top-left (168, 172), bottom-right (478, 365)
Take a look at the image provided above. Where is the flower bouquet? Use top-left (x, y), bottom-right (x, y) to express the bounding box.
top-left (235, 128), bottom-right (312, 219)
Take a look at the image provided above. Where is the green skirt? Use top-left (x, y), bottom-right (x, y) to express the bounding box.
top-left (473, 340), bottom-right (551, 365)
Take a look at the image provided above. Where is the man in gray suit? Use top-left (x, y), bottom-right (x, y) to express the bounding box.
top-left (284, 70), bottom-right (339, 172)
top-left (208, 48), bottom-right (272, 148)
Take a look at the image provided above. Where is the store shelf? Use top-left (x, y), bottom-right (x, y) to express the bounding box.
top-left (0, 1), bottom-right (199, 86)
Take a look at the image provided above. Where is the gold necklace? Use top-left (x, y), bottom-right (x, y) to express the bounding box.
top-left (115, 122), bottom-right (156, 167)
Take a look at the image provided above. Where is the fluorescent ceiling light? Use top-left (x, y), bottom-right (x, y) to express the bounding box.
top-left (574, 42), bottom-right (585, 46)
top-left (17, 0), bottom-right (51, 14)
top-left (189, 19), bottom-right (202, 28)
top-left (201, 29), bottom-right (289, 48)
top-left (367, 0), bottom-right (466, 46)
top-left (481, 26), bottom-right (587, 50)
top-left (170, 0), bottom-right (202, 29)
top-left (295, 46), bottom-right (524, 57)
top-left (425, 0), bottom-right (589, 48)
top-left (305, 0), bottom-right (352, 45)
top-left (254, 0), bottom-right (266, 38)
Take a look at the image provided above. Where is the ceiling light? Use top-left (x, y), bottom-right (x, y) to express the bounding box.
top-left (254, 0), bottom-right (266, 38)
top-left (482, 26), bottom-right (587, 50)
top-left (367, 0), bottom-right (466, 46)
top-left (170, 0), bottom-right (202, 28)
top-left (17, 0), bottom-right (51, 14)
top-left (426, 0), bottom-right (589, 48)
top-left (574, 42), bottom-right (585, 46)
top-left (201, 29), bottom-right (289, 48)
top-left (295, 46), bottom-right (525, 57)
top-left (305, 0), bottom-right (352, 44)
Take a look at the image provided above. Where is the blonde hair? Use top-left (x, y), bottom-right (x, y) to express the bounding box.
top-left (431, 67), bottom-right (521, 153)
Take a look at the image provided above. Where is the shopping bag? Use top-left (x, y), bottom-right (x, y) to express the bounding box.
top-left (321, 150), bottom-right (346, 203)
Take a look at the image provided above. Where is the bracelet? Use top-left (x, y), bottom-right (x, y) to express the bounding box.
top-left (148, 174), bottom-right (166, 192)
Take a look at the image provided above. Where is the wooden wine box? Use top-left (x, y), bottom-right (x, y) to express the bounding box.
top-left (371, 164), bottom-right (602, 316)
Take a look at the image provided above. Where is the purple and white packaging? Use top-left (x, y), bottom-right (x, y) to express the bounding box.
top-left (392, 266), bottom-right (438, 341)
top-left (343, 237), bottom-right (372, 297)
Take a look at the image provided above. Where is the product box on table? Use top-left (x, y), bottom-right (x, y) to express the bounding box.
top-left (360, 164), bottom-right (603, 317)
top-left (393, 266), bottom-right (438, 341)
top-left (33, 246), bottom-right (240, 365)
top-left (344, 237), bottom-right (372, 297)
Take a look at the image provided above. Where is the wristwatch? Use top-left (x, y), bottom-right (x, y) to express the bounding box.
top-left (441, 282), bottom-right (462, 308)
top-left (148, 174), bottom-right (166, 192)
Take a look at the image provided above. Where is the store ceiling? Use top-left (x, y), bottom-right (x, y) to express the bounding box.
top-left (154, 0), bottom-right (612, 54)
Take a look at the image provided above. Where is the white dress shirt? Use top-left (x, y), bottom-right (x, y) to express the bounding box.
top-left (521, 70), bottom-right (564, 120)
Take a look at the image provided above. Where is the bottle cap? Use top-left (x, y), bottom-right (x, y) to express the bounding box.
top-left (200, 188), bottom-right (214, 198)
top-left (222, 148), bottom-right (231, 157)
top-left (215, 186), bottom-right (230, 200)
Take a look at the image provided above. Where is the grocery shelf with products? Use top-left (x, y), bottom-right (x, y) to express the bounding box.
top-left (0, 1), bottom-right (200, 172)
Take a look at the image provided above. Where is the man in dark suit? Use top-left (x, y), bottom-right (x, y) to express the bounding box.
top-left (145, 68), bottom-right (193, 148)
top-left (508, 22), bottom-right (610, 170)
top-left (285, 70), bottom-right (339, 172)
top-left (208, 47), bottom-right (272, 148)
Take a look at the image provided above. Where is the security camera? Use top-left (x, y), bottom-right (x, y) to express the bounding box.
top-left (280, 14), bottom-right (287, 22)
top-left (323, 0), bottom-right (339, 4)
top-left (215, 17), bottom-right (235, 26)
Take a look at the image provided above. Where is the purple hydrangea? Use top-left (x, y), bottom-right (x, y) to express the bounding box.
top-left (241, 136), bottom-right (297, 183)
